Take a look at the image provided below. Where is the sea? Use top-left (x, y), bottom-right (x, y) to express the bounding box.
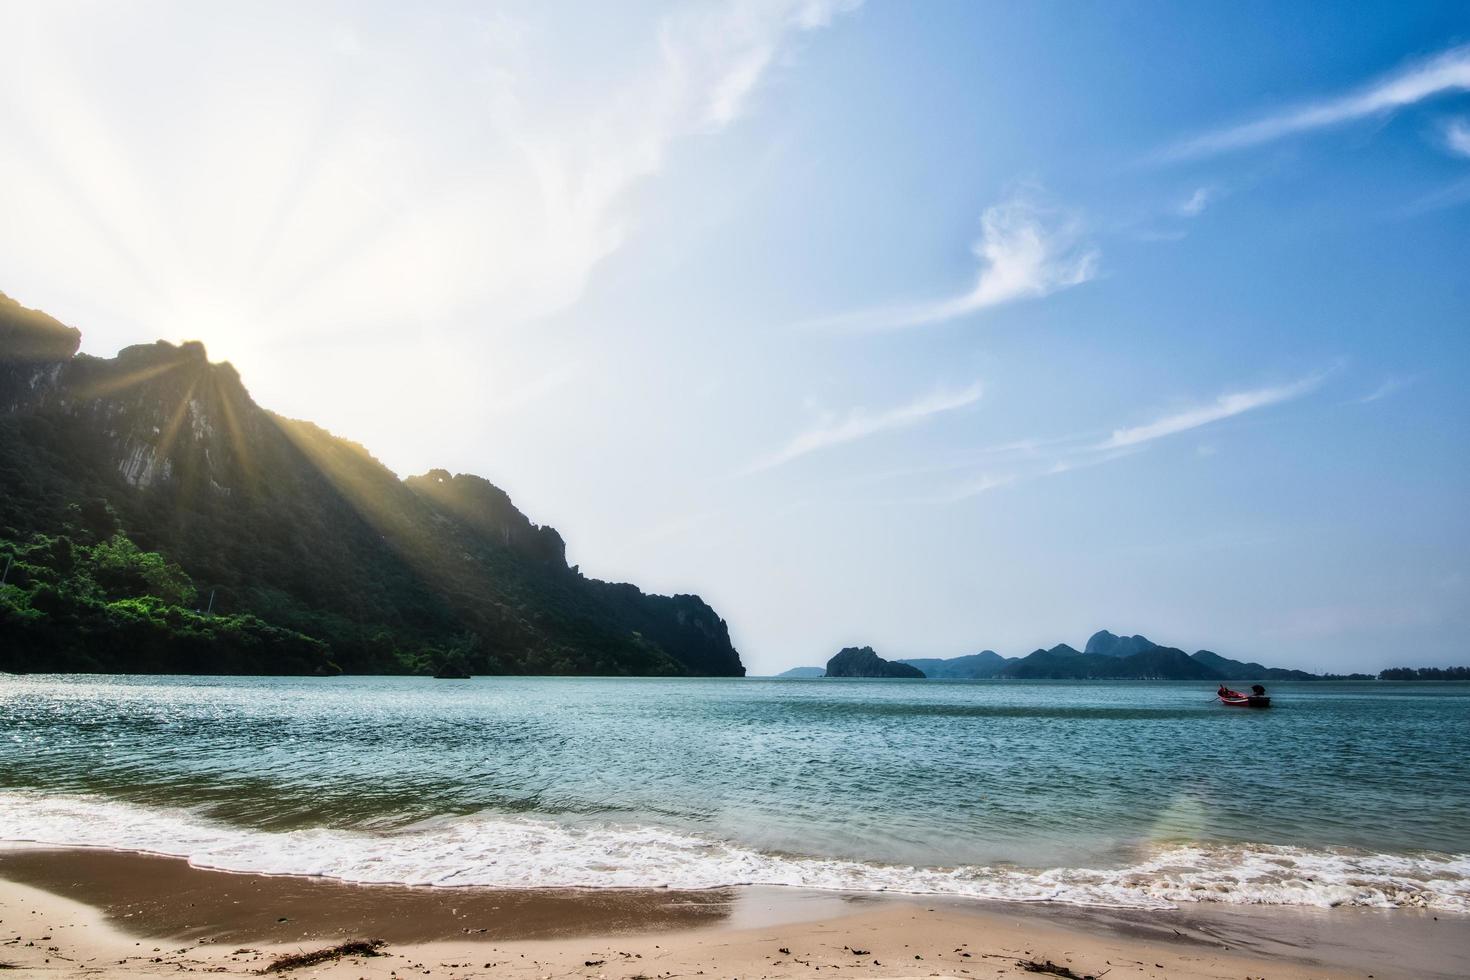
top-left (2, 675), bottom-right (1467, 913)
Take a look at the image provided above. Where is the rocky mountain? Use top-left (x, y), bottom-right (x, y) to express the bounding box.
top-left (898, 650), bottom-right (1011, 678)
top-left (0, 291), bottom-right (743, 677)
top-left (824, 646), bottom-right (925, 678)
top-left (1084, 630), bottom-right (1160, 657)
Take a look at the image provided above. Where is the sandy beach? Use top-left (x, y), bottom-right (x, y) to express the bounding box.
top-left (2, 848), bottom-right (1465, 980)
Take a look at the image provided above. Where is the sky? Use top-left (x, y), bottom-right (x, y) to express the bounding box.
top-left (1, 0), bottom-right (1467, 673)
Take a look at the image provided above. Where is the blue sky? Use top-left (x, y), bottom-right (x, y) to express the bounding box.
top-left (1, 1), bottom-right (1466, 672)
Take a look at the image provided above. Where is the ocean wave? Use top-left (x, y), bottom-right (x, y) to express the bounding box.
top-left (1, 792), bottom-right (1465, 912)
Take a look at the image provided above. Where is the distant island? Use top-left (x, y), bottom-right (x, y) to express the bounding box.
top-left (824, 646), bottom-right (925, 678)
top-left (775, 666), bottom-right (827, 678)
top-left (0, 291), bottom-right (744, 678)
top-left (779, 630), bottom-right (1431, 681)
top-left (898, 629), bottom-right (1381, 681)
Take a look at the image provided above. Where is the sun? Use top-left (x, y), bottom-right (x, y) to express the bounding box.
top-left (151, 290), bottom-right (262, 373)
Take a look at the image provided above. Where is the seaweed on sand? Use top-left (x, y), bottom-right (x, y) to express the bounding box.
top-left (1019, 959), bottom-right (1108, 980)
top-left (261, 939), bottom-right (385, 973)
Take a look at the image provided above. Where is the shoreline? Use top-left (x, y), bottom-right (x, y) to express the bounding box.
top-left (2, 847), bottom-right (1466, 979)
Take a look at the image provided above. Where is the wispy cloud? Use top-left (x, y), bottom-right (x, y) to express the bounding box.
top-left (743, 382), bottom-right (983, 474)
top-left (1357, 375), bottom-right (1414, 404)
top-left (1098, 373), bottom-right (1325, 450)
top-left (1443, 117), bottom-right (1470, 158)
top-left (507, 0), bottom-right (861, 319)
top-left (1177, 185), bottom-right (1217, 217)
top-left (1398, 174), bottom-right (1470, 215)
top-left (932, 471), bottom-right (1018, 503)
top-left (1162, 44), bottom-right (1470, 161)
top-left (806, 189), bottom-right (1098, 331)
top-left (919, 370), bottom-right (1329, 503)
top-left (931, 445), bottom-right (1150, 504)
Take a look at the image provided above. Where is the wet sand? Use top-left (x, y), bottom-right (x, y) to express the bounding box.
top-left (1, 846), bottom-right (1466, 979)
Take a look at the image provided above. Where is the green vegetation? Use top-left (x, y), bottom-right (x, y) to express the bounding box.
top-left (1, 527), bottom-right (330, 674)
top-left (1379, 666), bottom-right (1470, 680)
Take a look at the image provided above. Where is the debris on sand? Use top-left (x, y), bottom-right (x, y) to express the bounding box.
top-left (1018, 959), bottom-right (1105, 980)
top-left (261, 940), bottom-right (385, 972)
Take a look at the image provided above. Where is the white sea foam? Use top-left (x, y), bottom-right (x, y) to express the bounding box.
top-left (1, 792), bottom-right (1466, 912)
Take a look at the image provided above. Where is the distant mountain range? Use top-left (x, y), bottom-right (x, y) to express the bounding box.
top-left (779, 630), bottom-right (1364, 681)
top-left (899, 650), bottom-right (1008, 678)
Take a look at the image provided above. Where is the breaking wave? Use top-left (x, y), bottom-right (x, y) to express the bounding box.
top-left (2, 792), bottom-right (1466, 913)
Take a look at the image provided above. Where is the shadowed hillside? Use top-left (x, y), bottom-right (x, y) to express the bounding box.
top-left (0, 292), bottom-right (743, 677)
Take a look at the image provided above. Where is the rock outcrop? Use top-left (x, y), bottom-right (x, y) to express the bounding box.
top-left (824, 646), bottom-right (925, 678)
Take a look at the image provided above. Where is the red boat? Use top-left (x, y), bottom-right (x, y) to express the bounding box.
top-left (1217, 686), bottom-right (1271, 709)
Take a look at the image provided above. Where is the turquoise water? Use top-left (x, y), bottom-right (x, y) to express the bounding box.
top-left (2, 675), bottom-right (1467, 910)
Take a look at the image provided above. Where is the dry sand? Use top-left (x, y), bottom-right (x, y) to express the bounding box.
top-left (1, 847), bottom-right (1465, 980)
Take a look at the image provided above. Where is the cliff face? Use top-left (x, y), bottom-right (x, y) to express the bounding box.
top-left (0, 292), bottom-right (743, 676)
top-left (824, 646), bottom-right (925, 678)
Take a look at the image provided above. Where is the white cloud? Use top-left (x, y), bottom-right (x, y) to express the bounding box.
top-left (1178, 186), bottom-right (1216, 217)
top-left (744, 382), bottom-right (983, 474)
top-left (1443, 117), bottom-right (1470, 158)
top-left (1098, 373), bottom-right (1324, 450)
top-left (1164, 44), bottom-right (1470, 161)
top-left (806, 190), bottom-right (1099, 331)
